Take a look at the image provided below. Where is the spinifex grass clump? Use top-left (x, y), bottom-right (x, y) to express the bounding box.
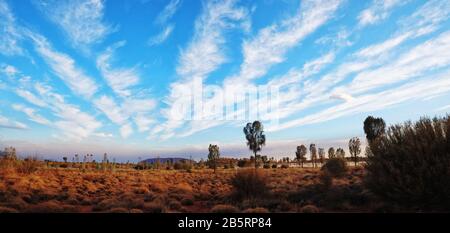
top-left (321, 158), bottom-right (348, 178)
top-left (231, 169), bottom-right (268, 200)
top-left (364, 116), bottom-right (450, 210)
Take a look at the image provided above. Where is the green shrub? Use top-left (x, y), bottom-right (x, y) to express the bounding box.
top-left (181, 198), bottom-right (194, 206)
top-left (231, 169), bottom-right (268, 200)
top-left (364, 116), bottom-right (450, 210)
top-left (321, 158), bottom-right (348, 177)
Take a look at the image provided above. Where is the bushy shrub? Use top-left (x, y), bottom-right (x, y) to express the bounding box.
top-left (211, 204), bottom-right (239, 213)
top-left (16, 157), bottom-right (41, 174)
top-left (299, 204), bottom-right (319, 213)
top-left (231, 170), bottom-right (268, 200)
top-left (181, 198), bottom-right (194, 206)
top-left (319, 171), bottom-right (333, 190)
top-left (280, 164), bottom-right (288, 169)
top-left (108, 207), bottom-right (129, 213)
top-left (143, 202), bottom-right (165, 213)
top-left (321, 158), bottom-right (348, 177)
top-left (364, 116), bottom-right (450, 210)
top-left (242, 207), bottom-right (269, 213)
top-left (168, 200), bottom-right (182, 210)
top-left (173, 162), bottom-right (192, 171)
top-left (263, 164), bottom-right (271, 169)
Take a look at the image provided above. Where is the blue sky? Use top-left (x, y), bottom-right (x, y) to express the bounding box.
top-left (1, 0), bottom-right (450, 161)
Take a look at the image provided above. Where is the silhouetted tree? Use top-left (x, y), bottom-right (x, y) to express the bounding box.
top-left (62, 157), bottom-right (68, 163)
top-left (336, 148), bottom-right (345, 159)
top-left (4, 147), bottom-right (17, 159)
top-left (318, 148), bottom-right (325, 164)
top-left (328, 147), bottom-right (335, 159)
top-left (363, 116), bottom-right (386, 143)
top-left (310, 144), bottom-right (317, 168)
top-left (349, 137), bottom-right (361, 166)
top-left (295, 145), bottom-right (307, 168)
top-left (208, 144), bottom-right (220, 173)
top-left (243, 121), bottom-right (266, 170)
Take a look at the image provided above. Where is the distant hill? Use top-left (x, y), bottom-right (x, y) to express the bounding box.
top-left (141, 157), bottom-right (192, 164)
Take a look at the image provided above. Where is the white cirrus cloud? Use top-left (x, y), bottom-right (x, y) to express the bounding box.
top-left (169, 0), bottom-right (343, 138)
top-left (176, 0), bottom-right (249, 79)
top-left (0, 114), bottom-right (28, 130)
top-left (35, 0), bottom-right (115, 48)
top-left (27, 32), bottom-right (98, 98)
top-left (227, 0), bottom-right (342, 84)
top-left (358, 0), bottom-right (405, 27)
top-left (154, 0), bottom-right (182, 25)
top-left (148, 24), bottom-right (174, 46)
top-left (20, 81), bottom-right (103, 141)
top-left (0, 0), bottom-right (24, 56)
top-left (12, 104), bottom-right (51, 125)
top-left (97, 41), bottom-right (139, 97)
top-left (157, 0), bottom-right (249, 139)
top-left (16, 89), bottom-right (48, 107)
top-left (93, 95), bottom-right (128, 124)
top-left (269, 69), bottom-right (450, 132)
top-left (0, 64), bottom-right (19, 77)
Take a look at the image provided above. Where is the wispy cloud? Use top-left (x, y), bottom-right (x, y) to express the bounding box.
top-left (27, 32), bottom-right (98, 98)
top-left (169, 0), bottom-right (342, 138)
top-left (0, 114), bottom-right (28, 130)
top-left (269, 69), bottom-right (450, 131)
top-left (435, 104), bottom-right (450, 113)
top-left (227, 0), bottom-right (342, 84)
top-left (93, 95), bottom-right (128, 124)
top-left (0, 0), bottom-right (24, 56)
top-left (1, 64), bottom-right (19, 77)
top-left (154, 0), bottom-right (182, 25)
top-left (12, 104), bottom-right (51, 125)
top-left (95, 41), bottom-right (156, 137)
top-left (97, 41), bottom-right (139, 97)
top-left (358, 0), bottom-right (405, 27)
top-left (348, 30), bottom-right (450, 94)
top-left (16, 89), bottom-right (48, 107)
top-left (36, 83), bottom-right (102, 141)
top-left (148, 24), bottom-right (174, 46)
top-left (176, 0), bottom-right (248, 79)
top-left (157, 0), bottom-right (249, 139)
top-left (35, 0), bottom-right (115, 49)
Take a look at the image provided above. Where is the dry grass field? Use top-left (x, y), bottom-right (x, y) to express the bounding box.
top-left (1, 115), bottom-right (449, 213)
top-left (0, 164), bottom-right (380, 213)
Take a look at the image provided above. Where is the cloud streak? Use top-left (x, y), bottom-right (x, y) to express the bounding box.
top-left (35, 0), bottom-right (115, 49)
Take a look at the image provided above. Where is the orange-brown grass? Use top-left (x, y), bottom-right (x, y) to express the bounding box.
top-left (0, 166), bottom-right (375, 213)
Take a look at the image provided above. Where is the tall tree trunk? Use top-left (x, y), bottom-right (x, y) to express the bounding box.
top-left (254, 151), bottom-right (257, 170)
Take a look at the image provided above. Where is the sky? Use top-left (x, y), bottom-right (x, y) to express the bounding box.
top-left (1, 0), bottom-right (450, 162)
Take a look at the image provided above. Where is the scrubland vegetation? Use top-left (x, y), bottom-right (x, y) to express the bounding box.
top-left (0, 115), bottom-right (448, 213)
